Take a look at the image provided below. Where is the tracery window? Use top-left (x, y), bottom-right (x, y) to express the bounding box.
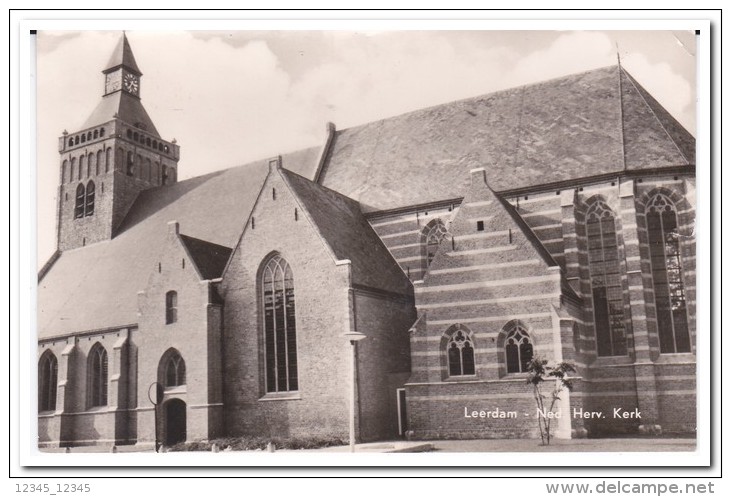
top-left (586, 200), bottom-right (627, 356)
top-left (646, 194), bottom-right (691, 353)
top-left (165, 352), bottom-right (186, 387)
top-left (38, 351), bottom-right (58, 412)
top-left (504, 322), bottom-right (533, 373)
top-left (421, 219), bottom-right (448, 272)
top-left (261, 254), bottom-right (298, 393)
top-left (446, 326), bottom-right (475, 376)
top-left (87, 344), bottom-right (108, 408)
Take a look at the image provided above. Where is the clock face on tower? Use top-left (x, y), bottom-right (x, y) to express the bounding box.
top-left (123, 73), bottom-right (139, 96)
top-left (105, 72), bottom-right (122, 94)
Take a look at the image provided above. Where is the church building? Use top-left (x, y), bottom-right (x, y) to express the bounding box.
top-left (37, 33), bottom-right (697, 448)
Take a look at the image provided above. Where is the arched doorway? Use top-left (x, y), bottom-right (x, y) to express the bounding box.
top-left (164, 399), bottom-right (187, 446)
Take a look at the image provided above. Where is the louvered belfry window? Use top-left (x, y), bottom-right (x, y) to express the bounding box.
top-left (646, 194), bottom-right (691, 354)
top-left (84, 181), bottom-right (95, 216)
top-left (74, 183), bottom-right (86, 219)
top-left (586, 200), bottom-right (627, 356)
top-left (262, 255), bottom-right (298, 393)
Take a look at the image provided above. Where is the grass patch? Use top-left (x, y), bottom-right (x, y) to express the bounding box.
top-left (168, 435), bottom-right (346, 452)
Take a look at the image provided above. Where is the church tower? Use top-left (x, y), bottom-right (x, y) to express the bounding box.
top-left (56, 33), bottom-right (180, 251)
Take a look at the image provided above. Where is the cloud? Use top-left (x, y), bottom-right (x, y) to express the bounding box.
top-left (35, 30), bottom-right (695, 267)
top-left (621, 53), bottom-right (695, 135)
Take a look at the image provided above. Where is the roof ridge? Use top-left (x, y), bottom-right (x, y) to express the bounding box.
top-left (337, 65), bottom-right (619, 135)
top-left (620, 66), bottom-right (691, 165)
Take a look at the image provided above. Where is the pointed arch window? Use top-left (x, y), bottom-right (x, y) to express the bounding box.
top-left (87, 344), bottom-right (108, 408)
top-left (646, 194), bottom-right (691, 353)
top-left (504, 322), bottom-right (533, 373)
top-left (421, 219), bottom-right (448, 272)
top-left (74, 183), bottom-right (86, 219)
top-left (126, 151), bottom-right (135, 176)
top-left (586, 200), bottom-right (627, 356)
top-left (38, 351), bottom-right (58, 412)
top-left (84, 181), bottom-right (95, 216)
top-left (165, 352), bottom-right (186, 387)
top-left (166, 291), bottom-right (178, 324)
top-left (261, 254), bottom-right (298, 393)
top-left (445, 325), bottom-right (475, 376)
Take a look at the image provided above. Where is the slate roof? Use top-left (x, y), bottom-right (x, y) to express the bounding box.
top-left (319, 65), bottom-right (695, 213)
top-left (81, 91), bottom-right (160, 136)
top-left (179, 234), bottom-right (232, 280)
top-left (104, 33), bottom-right (141, 75)
top-left (38, 147), bottom-right (320, 338)
top-left (39, 64), bottom-right (694, 339)
top-left (279, 168), bottom-right (412, 295)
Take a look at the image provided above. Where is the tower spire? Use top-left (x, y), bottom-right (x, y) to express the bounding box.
top-left (103, 31), bottom-right (141, 75)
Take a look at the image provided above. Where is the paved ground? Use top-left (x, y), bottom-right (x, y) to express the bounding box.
top-left (41, 437), bottom-right (696, 454)
top-left (427, 438), bottom-right (696, 453)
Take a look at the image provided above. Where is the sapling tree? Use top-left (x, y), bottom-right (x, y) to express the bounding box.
top-left (526, 357), bottom-right (576, 446)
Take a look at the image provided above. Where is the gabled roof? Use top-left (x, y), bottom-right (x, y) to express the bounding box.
top-left (81, 91), bottom-right (160, 136)
top-left (319, 65), bottom-right (695, 213)
top-left (103, 33), bottom-right (141, 75)
top-left (38, 147), bottom-right (321, 339)
top-left (279, 168), bottom-right (412, 295)
top-left (179, 234), bottom-right (232, 280)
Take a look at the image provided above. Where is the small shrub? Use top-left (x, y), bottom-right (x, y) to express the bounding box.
top-left (166, 434), bottom-right (346, 452)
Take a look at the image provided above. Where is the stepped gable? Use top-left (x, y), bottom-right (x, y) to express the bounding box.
top-left (423, 168), bottom-right (563, 286)
top-left (320, 65), bottom-right (694, 213)
top-left (279, 167), bottom-right (412, 295)
top-left (38, 147), bottom-right (320, 339)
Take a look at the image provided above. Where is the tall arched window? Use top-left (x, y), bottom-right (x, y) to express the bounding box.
top-left (38, 351), bottom-right (58, 412)
top-left (79, 155), bottom-right (85, 179)
top-left (87, 344), bottom-right (108, 407)
top-left (126, 151), bottom-right (135, 176)
top-left (61, 160), bottom-right (68, 184)
top-left (70, 158), bottom-right (76, 181)
top-left (261, 254), bottom-right (298, 393)
top-left (105, 148), bottom-right (111, 173)
top-left (74, 183), bottom-right (85, 219)
top-left (504, 321), bottom-right (533, 373)
top-left (165, 291), bottom-right (178, 324)
top-left (96, 150), bottom-right (103, 175)
top-left (85, 181), bottom-right (95, 216)
top-left (445, 325), bottom-right (475, 377)
top-left (586, 200), bottom-right (627, 356)
top-left (421, 218), bottom-right (448, 272)
top-left (646, 193), bottom-right (691, 353)
top-left (89, 152), bottom-right (96, 176)
top-left (164, 352), bottom-right (186, 387)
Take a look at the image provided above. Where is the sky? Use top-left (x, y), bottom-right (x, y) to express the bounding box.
top-left (35, 29), bottom-right (697, 266)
